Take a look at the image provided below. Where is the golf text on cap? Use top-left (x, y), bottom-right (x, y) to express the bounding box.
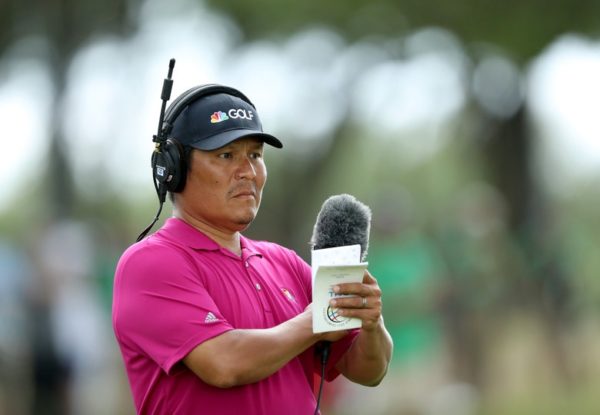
top-left (210, 108), bottom-right (255, 124)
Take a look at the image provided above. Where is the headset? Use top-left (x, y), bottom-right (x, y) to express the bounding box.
top-left (136, 58), bottom-right (256, 241)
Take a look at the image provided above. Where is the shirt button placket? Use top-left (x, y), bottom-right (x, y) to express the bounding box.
top-left (244, 260), bottom-right (259, 291)
top-left (245, 256), bottom-right (274, 325)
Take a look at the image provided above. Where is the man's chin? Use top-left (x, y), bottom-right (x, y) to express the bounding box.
top-left (229, 204), bottom-right (260, 230)
top-left (233, 214), bottom-right (256, 229)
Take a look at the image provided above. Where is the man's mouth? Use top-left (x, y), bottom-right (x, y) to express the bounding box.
top-left (231, 189), bottom-right (256, 199)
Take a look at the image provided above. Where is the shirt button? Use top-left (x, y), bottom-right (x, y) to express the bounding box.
top-left (255, 283), bottom-right (261, 290)
top-left (245, 261), bottom-right (250, 268)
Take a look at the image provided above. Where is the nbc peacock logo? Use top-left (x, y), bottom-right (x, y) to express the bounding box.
top-left (210, 111), bottom-right (229, 123)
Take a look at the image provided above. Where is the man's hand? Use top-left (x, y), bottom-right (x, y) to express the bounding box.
top-left (327, 270), bottom-right (383, 332)
top-left (301, 304), bottom-right (349, 343)
top-left (330, 269), bottom-right (393, 386)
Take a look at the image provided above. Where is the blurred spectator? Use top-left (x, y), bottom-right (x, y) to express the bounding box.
top-left (29, 220), bottom-right (121, 415)
top-left (0, 240), bottom-right (32, 415)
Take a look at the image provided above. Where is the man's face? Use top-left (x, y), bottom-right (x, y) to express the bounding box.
top-left (177, 137), bottom-right (267, 233)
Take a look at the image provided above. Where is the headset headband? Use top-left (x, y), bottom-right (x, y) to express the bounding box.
top-left (160, 84), bottom-right (256, 140)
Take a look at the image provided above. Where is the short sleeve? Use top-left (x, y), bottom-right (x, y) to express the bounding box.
top-left (113, 243), bottom-right (234, 374)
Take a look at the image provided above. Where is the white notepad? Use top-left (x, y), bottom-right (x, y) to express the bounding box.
top-left (311, 245), bottom-right (367, 333)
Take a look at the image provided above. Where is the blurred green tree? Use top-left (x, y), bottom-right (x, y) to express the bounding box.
top-left (202, 0), bottom-right (595, 390)
top-left (207, 0), bottom-right (600, 62)
top-left (0, 0), bottom-right (139, 220)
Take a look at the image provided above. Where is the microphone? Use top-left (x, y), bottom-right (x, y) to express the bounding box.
top-left (309, 194), bottom-right (372, 415)
top-left (310, 194), bottom-right (372, 261)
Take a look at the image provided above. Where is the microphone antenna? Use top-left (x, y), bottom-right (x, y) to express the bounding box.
top-left (154, 58), bottom-right (176, 145)
top-left (136, 58), bottom-right (176, 242)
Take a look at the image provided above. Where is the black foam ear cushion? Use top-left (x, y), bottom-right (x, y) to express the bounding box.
top-left (151, 138), bottom-right (186, 193)
top-left (164, 138), bottom-right (187, 193)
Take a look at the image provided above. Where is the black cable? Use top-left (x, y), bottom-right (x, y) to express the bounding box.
top-left (135, 200), bottom-right (163, 242)
top-left (136, 163), bottom-right (167, 242)
top-left (314, 342), bottom-right (330, 415)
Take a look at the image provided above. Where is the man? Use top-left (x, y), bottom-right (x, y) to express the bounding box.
top-left (112, 85), bottom-right (393, 415)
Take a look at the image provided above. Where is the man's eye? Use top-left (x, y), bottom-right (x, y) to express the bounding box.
top-left (250, 152), bottom-right (263, 159)
top-left (218, 153), bottom-right (233, 159)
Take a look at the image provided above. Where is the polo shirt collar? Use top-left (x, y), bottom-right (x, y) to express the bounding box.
top-left (161, 217), bottom-right (221, 251)
top-left (161, 218), bottom-right (263, 259)
top-left (240, 235), bottom-right (263, 259)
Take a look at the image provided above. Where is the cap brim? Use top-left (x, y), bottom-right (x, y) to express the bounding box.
top-left (189, 129), bottom-right (283, 151)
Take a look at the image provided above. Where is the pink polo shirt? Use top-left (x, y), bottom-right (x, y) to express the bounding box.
top-left (112, 217), bottom-right (357, 415)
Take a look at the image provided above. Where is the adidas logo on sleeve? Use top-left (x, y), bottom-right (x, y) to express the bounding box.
top-left (204, 312), bottom-right (219, 324)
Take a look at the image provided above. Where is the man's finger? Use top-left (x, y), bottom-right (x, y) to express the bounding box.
top-left (362, 270), bottom-right (378, 284)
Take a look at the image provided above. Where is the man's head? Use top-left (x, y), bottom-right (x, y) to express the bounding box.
top-left (162, 85), bottom-right (282, 232)
top-left (176, 137), bottom-right (267, 233)
top-left (154, 85), bottom-right (282, 195)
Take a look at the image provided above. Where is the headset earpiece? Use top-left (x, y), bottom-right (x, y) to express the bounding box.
top-left (151, 138), bottom-right (186, 194)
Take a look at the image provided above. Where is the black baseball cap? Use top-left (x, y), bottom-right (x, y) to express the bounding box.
top-left (170, 92), bottom-right (283, 150)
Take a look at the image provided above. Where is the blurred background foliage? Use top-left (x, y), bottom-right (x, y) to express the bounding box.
top-left (1, 0), bottom-right (600, 414)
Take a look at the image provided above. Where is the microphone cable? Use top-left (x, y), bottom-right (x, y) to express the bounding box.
top-left (314, 342), bottom-right (330, 415)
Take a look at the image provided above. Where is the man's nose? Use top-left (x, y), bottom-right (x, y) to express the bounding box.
top-left (235, 156), bottom-right (257, 179)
